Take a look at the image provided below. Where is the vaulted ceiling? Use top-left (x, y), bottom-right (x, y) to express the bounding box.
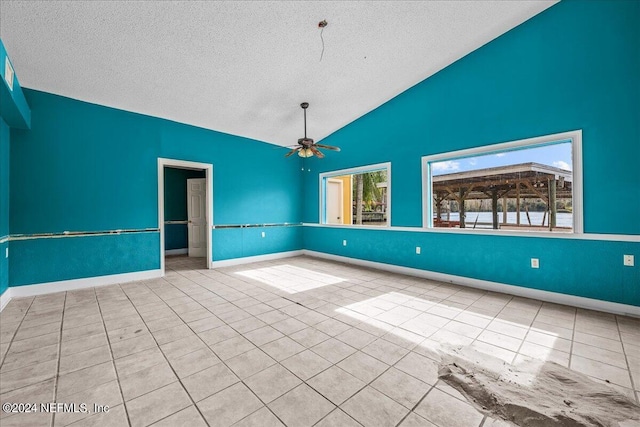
top-left (0, 1), bottom-right (556, 147)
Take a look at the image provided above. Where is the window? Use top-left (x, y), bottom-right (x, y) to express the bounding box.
top-left (422, 131), bottom-right (582, 233)
top-left (320, 163), bottom-right (391, 226)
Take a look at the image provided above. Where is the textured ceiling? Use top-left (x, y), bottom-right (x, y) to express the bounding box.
top-left (0, 1), bottom-right (556, 147)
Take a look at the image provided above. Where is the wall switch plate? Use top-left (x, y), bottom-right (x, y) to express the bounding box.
top-left (343, 240), bottom-right (347, 246)
top-left (261, 232), bottom-right (265, 238)
top-left (416, 247), bottom-right (421, 255)
top-left (531, 258), bottom-right (539, 269)
top-left (5, 248), bottom-right (7, 258)
top-left (623, 255), bottom-right (634, 267)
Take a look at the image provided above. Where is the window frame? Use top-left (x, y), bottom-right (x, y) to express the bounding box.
top-left (421, 130), bottom-right (583, 234)
top-left (319, 162), bottom-right (392, 227)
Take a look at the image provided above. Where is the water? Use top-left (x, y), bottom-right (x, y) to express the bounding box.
top-left (436, 211), bottom-right (573, 228)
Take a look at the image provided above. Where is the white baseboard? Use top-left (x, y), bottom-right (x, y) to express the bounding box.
top-left (302, 250), bottom-right (640, 318)
top-left (0, 288), bottom-right (11, 312)
top-left (8, 269), bottom-right (163, 299)
top-left (165, 248), bottom-right (188, 256)
top-left (210, 250), bottom-right (303, 269)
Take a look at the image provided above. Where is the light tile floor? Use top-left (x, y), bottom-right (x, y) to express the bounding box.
top-left (0, 255), bottom-right (638, 427)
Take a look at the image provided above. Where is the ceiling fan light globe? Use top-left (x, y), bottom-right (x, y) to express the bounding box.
top-left (305, 148), bottom-right (314, 157)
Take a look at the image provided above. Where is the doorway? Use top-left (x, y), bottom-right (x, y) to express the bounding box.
top-left (326, 178), bottom-right (344, 224)
top-left (158, 158), bottom-right (213, 275)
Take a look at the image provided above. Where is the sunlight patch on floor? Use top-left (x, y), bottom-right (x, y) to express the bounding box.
top-left (336, 292), bottom-right (558, 369)
top-left (235, 264), bottom-right (347, 294)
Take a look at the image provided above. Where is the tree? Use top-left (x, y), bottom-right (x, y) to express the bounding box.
top-left (353, 170), bottom-right (387, 224)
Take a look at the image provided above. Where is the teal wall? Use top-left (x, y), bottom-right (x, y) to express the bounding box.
top-left (302, 0), bottom-right (640, 305)
top-left (0, 40), bottom-right (30, 130)
top-left (9, 90), bottom-right (303, 286)
top-left (0, 118), bottom-right (8, 296)
top-left (164, 167), bottom-right (205, 250)
top-left (213, 226), bottom-right (302, 261)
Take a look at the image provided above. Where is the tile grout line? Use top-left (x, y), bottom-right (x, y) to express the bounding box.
top-left (51, 291), bottom-right (68, 427)
top-left (511, 301), bottom-right (545, 365)
top-left (95, 285), bottom-right (133, 427)
top-left (153, 261), bottom-right (389, 426)
top-left (568, 308), bottom-right (578, 370)
top-left (121, 279), bottom-right (214, 426)
top-left (141, 269), bottom-right (292, 427)
top-left (615, 315), bottom-right (638, 403)
top-left (0, 296), bottom-right (35, 368)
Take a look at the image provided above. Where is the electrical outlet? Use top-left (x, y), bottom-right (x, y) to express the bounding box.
top-left (343, 240), bottom-right (347, 246)
top-left (261, 232), bottom-right (265, 238)
top-left (531, 258), bottom-right (539, 269)
top-left (623, 255), bottom-right (634, 267)
top-left (416, 247), bottom-right (421, 255)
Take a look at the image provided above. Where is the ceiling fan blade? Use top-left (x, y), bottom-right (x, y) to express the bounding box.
top-left (315, 143), bottom-right (341, 152)
top-left (284, 147), bottom-right (301, 157)
top-left (310, 146), bottom-right (325, 159)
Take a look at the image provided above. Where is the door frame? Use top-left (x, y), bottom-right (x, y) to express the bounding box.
top-left (158, 158), bottom-right (213, 275)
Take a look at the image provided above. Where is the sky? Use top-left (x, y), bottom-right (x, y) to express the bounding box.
top-left (431, 142), bottom-right (572, 176)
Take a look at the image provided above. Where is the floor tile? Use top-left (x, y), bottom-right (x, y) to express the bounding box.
top-left (361, 338), bottom-right (409, 365)
top-left (370, 367), bottom-right (431, 409)
top-left (243, 325), bottom-right (285, 347)
top-left (160, 335), bottom-right (208, 361)
top-left (244, 363), bottom-right (302, 403)
top-left (289, 327), bottom-right (331, 348)
top-left (271, 318), bottom-right (308, 335)
top-left (269, 384), bottom-right (335, 427)
top-left (261, 337), bottom-right (305, 362)
top-left (311, 338), bottom-right (357, 364)
top-left (281, 349), bottom-right (332, 380)
top-left (335, 328), bottom-right (377, 349)
top-left (414, 388), bottom-right (483, 427)
top-left (570, 354), bottom-right (633, 388)
top-left (211, 336), bottom-right (256, 360)
top-left (110, 333), bottom-right (156, 359)
top-left (398, 412), bottom-right (438, 426)
top-left (151, 405), bottom-right (207, 426)
top-left (337, 351), bottom-right (389, 383)
top-left (0, 360), bottom-right (58, 393)
top-left (53, 380), bottom-right (122, 426)
top-left (197, 382), bottom-right (263, 427)
top-left (2, 343), bottom-right (59, 375)
top-left (232, 406), bottom-right (285, 427)
top-left (314, 409), bottom-right (363, 427)
top-left (394, 352), bottom-right (439, 385)
top-left (182, 363), bottom-right (239, 402)
top-left (60, 333), bottom-right (108, 357)
top-left (120, 360), bottom-right (177, 401)
top-left (341, 386), bottom-right (408, 427)
top-left (114, 346), bottom-right (167, 377)
top-left (226, 348), bottom-right (276, 379)
top-left (126, 382), bottom-right (192, 427)
top-left (58, 344), bottom-right (112, 374)
top-left (307, 365), bottom-right (366, 405)
top-left (170, 347), bottom-right (221, 378)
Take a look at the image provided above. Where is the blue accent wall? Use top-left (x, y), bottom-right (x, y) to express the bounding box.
top-left (302, 0), bottom-right (640, 306)
top-left (9, 90), bottom-right (303, 286)
top-left (213, 226), bottom-right (302, 261)
top-left (9, 233), bottom-right (160, 286)
top-left (0, 40), bottom-right (31, 130)
top-left (164, 167), bottom-right (205, 250)
top-left (0, 118), bottom-right (9, 296)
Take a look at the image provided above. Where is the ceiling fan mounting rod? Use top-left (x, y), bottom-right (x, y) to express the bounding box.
top-left (301, 102), bottom-right (308, 138)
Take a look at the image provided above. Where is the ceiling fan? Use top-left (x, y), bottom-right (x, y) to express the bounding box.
top-left (285, 102), bottom-right (340, 158)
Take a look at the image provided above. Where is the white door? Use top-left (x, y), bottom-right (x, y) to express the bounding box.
top-left (187, 178), bottom-right (207, 257)
top-left (326, 179), bottom-right (343, 224)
